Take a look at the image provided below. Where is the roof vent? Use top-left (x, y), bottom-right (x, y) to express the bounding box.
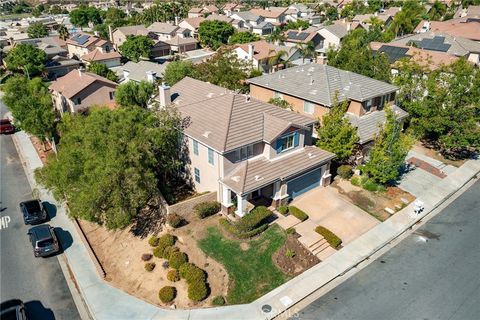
top-left (308, 152), bottom-right (316, 159)
top-left (309, 89), bottom-right (318, 95)
top-left (245, 94), bottom-right (251, 102)
top-left (308, 67), bottom-right (315, 72)
top-left (254, 175), bottom-right (264, 181)
top-left (206, 92), bottom-right (214, 98)
top-left (232, 176), bottom-right (240, 182)
top-left (310, 76), bottom-right (314, 85)
top-left (281, 74), bottom-right (285, 78)
top-left (202, 131), bottom-right (211, 138)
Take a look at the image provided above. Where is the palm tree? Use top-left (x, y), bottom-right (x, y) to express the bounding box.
top-left (365, 16), bottom-right (384, 30)
top-left (266, 27), bottom-right (286, 45)
top-left (267, 49), bottom-right (288, 73)
top-left (57, 24), bottom-right (69, 41)
top-left (292, 41), bottom-right (317, 64)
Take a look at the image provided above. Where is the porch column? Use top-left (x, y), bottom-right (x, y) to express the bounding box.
top-left (272, 180), bottom-right (288, 208)
top-left (236, 194), bottom-right (247, 217)
top-left (222, 185), bottom-right (231, 207)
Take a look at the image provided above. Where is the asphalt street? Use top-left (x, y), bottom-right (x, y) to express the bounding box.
top-left (292, 180), bottom-right (480, 320)
top-left (1, 102), bottom-right (80, 319)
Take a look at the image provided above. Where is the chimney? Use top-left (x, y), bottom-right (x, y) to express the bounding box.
top-left (108, 24), bottom-right (113, 42)
top-left (78, 67), bottom-right (85, 76)
top-left (123, 69), bottom-right (130, 82)
top-left (174, 16), bottom-right (180, 26)
top-left (146, 70), bottom-right (156, 82)
top-left (374, 12), bottom-right (378, 17)
top-left (347, 22), bottom-right (351, 31)
top-left (248, 43), bottom-right (254, 60)
top-left (94, 31), bottom-right (99, 37)
top-left (159, 83), bottom-right (171, 107)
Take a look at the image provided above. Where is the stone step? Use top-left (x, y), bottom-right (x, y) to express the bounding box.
top-left (298, 233), bottom-right (324, 249)
top-left (311, 241), bottom-right (330, 255)
top-left (316, 246), bottom-right (337, 261)
top-left (309, 238), bottom-right (328, 252)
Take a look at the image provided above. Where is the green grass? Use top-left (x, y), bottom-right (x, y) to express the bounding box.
top-left (198, 224), bottom-right (289, 304)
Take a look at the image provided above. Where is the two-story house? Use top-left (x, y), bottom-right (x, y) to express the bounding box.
top-left (66, 33), bottom-right (121, 67)
top-left (49, 69), bottom-right (118, 115)
top-left (247, 65), bottom-right (408, 148)
top-left (230, 11), bottom-right (274, 35)
top-left (250, 7), bottom-right (288, 26)
top-left (154, 77), bottom-right (335, 217)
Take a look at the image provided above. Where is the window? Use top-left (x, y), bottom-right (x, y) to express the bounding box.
top-left (194, 168), bottom-right (200, 183)
top-left (276, 132), bottom-right (300, 153)
top-left (109, 92), bottom-right (115, 100)
top-left (273, 91), bottom-right (283, 99)
top-left (234, 145), bottom-right (254, 162)
top-left (281, 134), bottom-right (295, 150)
top-left (208, 148), bottom-right (214, 165)
top-left (365, 99), bottom-right (372, 112)
top-left (303, 101), bottom-right (314, 114)
top-left (75, 98), bottom-right (82, 105)
top-left (105, 45), bottom-right (110, 52)
top-left (193, 140), bottom-right (199, 155)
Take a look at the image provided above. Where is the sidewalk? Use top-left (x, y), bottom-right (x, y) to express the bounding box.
top-left (12, 130), bottom-right (480, 320)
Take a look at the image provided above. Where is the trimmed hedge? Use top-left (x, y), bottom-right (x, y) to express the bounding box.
top-left (219, 218), bottom-right (269, 239)
top-left (167, 213), bottom-right (183, 228)
top-left (351, 176), bottom-right (361, 186)
top-left (144, 262), bottom-right (156, 272)
top-left (158, 286), bottom-right (176, 303)
top-left (153, 234), bottom-right (176, 258)
top-left (235, 206), bottom-right (273, 233)
top-left (169, 251), bottom-right (188, 269)
top-left (195, 201), bottom-right (221, 219)
top-left (288, 206), bottom-right (308, 221)
top-left (278, 206), bottom-right (288, 215)
top-left (148, 236), bottom-right (159, 247)
top-left (179, 263), bottom-right (206, 284)
top-left (162, 245), bottom-right (179, 259)
top-left (167, 269), bottom-right (180, 282)
top-left (315, 226), bottom-right (342, 249)
top-left (188, 279), bottom-right (208, 302)
top-left (286, 227), bottom-right (296, 235)
top-left (337, 165), bottom-right (353, 179)
top-left (212, 296), bottom-right (225, 306)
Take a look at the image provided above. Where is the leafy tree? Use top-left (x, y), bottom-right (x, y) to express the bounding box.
top-left (268, 97), bottom-right (292, 110)
top-left (163, 60), bottom-right (197, 86)
top-left (115, 81), bottom-right (156, 108)
top-left (2, 76), bottom-right (55, 144)
top-left (386, 0), bottom-right (425, 37)
top-left (428, 1), bottom-right (447, 21)
top-left (70, 6), bottom-right (102, 28)
top-left (27, 22), bottom-right (48, 38)
top-left (325, 7), bottom-right (339, 21)
top-left (49, 5), bottom-right (64, 15)
top-left (198, 20), bottom-right (235, 50)
top-left (361, 107), bottom-right (413, 184)
top-left (282, 20), bottom-right (310, 31)
top-left (229, 31), bottom-right (260, 45)
top-left (316, 99), bottom-right (359, 162)
top-left (4, 43), bottom-right (46, 78)
top-left (293, 41), bottom-right (317, 63)
top-left (87, 62), bottom-right (118, 82)
top-left (119, 35), bottom-right (154, 62)
top-left (105, 7), bottom-right (127, 27)
top-left (394, 58), bottom-right (480, 159)
top-left (266, 27), bottom-right (286, 45)
top-left (57, 24), bottom-right (70, 41)
top-left (267, 49), bottom-right (288, 73)
top-left (35, 106), bottom-right (185, 229)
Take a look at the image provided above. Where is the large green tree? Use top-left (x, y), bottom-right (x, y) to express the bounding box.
top-left (362, 108), bottom-right (413, 184)
top-left (386, 0), bottom-right (425, 37)
top-left (4, 43), bottom-right (47, 78)
top-left (119, 35), bottom-right (154, 62)
top-left (198, 20), bottom-right (235, 50)
top-left (2, 76), bottom-right (56, 144)
top-left (229, 31), bottom-right (260, 45)
top-left (115, 81), bottom-right (156, 108)
top-left (57, 24), bottom-right (70, 41)
top-left (163, 60), bottom-right (198, 86)
top-left (87, 62), bottom-right (118, 82)
top-left (70, 6), bottom-right (102, 28)
top-left (35, 106), bottom-right (184, 229)
top-left (27, 22), bottom-right (48, 38)
top-left (316, 100), bottom-right (359, 162)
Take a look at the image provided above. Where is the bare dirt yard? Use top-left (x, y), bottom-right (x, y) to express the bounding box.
top-left (332, 179), bottom-right (416, 221)
top-left (272, 233), bottom-right (319, 276)
top-left (412, 141), bottom-right (466, 168)
top-left (79, 213), bottom-right (229, 309)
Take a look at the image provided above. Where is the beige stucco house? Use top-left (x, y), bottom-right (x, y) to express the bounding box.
top-left (154, 77), bottom-right (335, 217)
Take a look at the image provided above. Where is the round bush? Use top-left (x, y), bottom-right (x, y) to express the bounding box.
top-left (179, 263), bottom-right (206, 284)
top-left (351, 176), bottom-right (361, 186)
top-left (188, 280), bottom-right (208, 302)
top-left (167, 269), bottom-right (180, 282)
top-left (162, 245), bottom-right (179, 259)
top-left (148, 236), bottom-right (159, 247)
top-left (277, 206), bottom-right (288, 215)
top-left (141, 253), bottom-right (153, 261)
top-left (167, 213), bottom-right (183, 228)
top-left (158, 286), bottom-right (176, 303)
top-left (194, 201), bottom-right (221, 219)
top-left (337, 165), bottom-right (353, 179)
top-left (153, 234), bottom-right (176, 258)
top-left (144, 262), bottom-right (156, 272)
top-left (212, 295), bottom-right (225, 306)
top-left (169, 251), bottom-right (188, 269)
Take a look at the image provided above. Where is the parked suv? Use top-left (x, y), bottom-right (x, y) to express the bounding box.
top-left (0, 119), bottom-right (15, 134)
top-left (27, 225), bottom-right (60, 257)
top-left (19, 200), bottom-right (47, 225)
top-left (0, 299), bottom-right (27, 320)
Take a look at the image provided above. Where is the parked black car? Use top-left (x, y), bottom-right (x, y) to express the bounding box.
top-left (19, 200), bottom-right (47, 225)
top-left (0, 299), bottom-right (27, 320)
top-left (27, 225), bottom-right (60, 257)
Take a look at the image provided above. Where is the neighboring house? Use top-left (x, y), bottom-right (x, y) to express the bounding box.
top-left (234, 40), bottom-right (303, 73)
top-left (66, 33), bottom-right (115, 59)
top-left (414, 19), bottom-right (480, 42)
top-left (247, 64), bottom-right (407, 147)
top-left (454, 4), bottom-right (480, 19)
top-left (389, 32), bottom-right (480, 65)
top-left (148, 22), bottom-right (188, 41)
top-left (284, 26), bottom-right (323, 50)
top-left (154, 77), bottom-right (335, 217)
top-left (49, 69), bottom-right (118, 115)
top-left (165, 36), bottom-right (198, 53)
top-left (14, 36), bottom-right (67, 59)
top-left (230, 11), bottom-right (264, 27)
top-left (45, 55), bottom-right (82, 80)
top-left (285, 4), bottom-right (321, 25)
top-left (251, 21), bottom-right (275, 36)
top-left (112, 60), bottom-right (170, 83)
top-left (223, 3), bottom-right (245, 16)
top-left (110, 25), bottom-right (149, 49)
top-left (80, 48), bottom-right (121, 68)
top-left (250, 7), bottom-right (288, 25)
top-left (181, 48), bottom-right (216, 64)
top-left (178, 17), bottom-right (205, 37)
top-left (317, 24), bottom-right (349, 56)
top-left (188, 5), bottom-right (219, 18)
top-left (204, 14), bottom-right (245, 30)
top-left (352, 8), bottom-right (400, 28)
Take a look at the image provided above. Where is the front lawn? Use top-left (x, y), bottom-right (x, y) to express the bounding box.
top-left (198, 224), bottom-right (289, 304)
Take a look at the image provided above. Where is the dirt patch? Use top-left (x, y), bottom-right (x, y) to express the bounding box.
top-left (272, 235), bottom-right (319, 276)
top-left (79, 214), bottom-right (229, 309)
top-left (411, 142), bottom-right (466, 168)
top-left (240, 242), bottom-right (250, 251)
top-left (30, 136), bottom-right (53, 164)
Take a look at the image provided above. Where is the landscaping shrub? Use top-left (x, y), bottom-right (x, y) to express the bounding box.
top-left (288, 206), bottom-right (308, 221)
top-left (212, 296), bottom-right (225, 306)
top-left (337, 165), bottom-right (353, 179)
top-left (286, 227), bottom-right (296, 235)
top-left (285, 249), bottom-right (296, 258)
top-left (188, 280), bottom-right (208, 302)
top-left (162, 245), bottom-right (179, 259)
top-left (158, 286), bottom-right (176, 303)
top-left (153, 234), bottom-right (176, 258)
top-left (219, 218), bottom-right (269, 239)
top-left (195, 201), bottom-right (221, 219)
top-left (169, 251), bottom-right (188, 269)
top-left (235, 206), bottom-right (273, 233)
top-left (278, 206), bottom-right (288, 215)
top-left (315, 226), bottom-right (342, 249)
top-left (148, 236), bottom-right (159, 247)
top-left (363, 179), bottom-right (386, 192)
top-left (167, 269), bottom-right (180, 282)
top-left (141, 253), bottom-right (153, 261)
top-left (144, 262), bottom-right (156, 272)
top-left (179, 263), bottom-right (206, 284)
top-left (351, 176), bottom-right (361, 186)
top-left (162, 261), bottom-right (170, 269)
top-left (153, 246), bottom-right (163, 258)
top-left (167, 213), bottom-right (183, 228)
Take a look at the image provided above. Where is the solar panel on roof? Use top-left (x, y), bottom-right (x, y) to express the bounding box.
top-left (377, 45), bottom-right (409, 63)
top-left (76, 35), bottom-right (90, 45)
top-left (412, 36), bottom-right (451, 53)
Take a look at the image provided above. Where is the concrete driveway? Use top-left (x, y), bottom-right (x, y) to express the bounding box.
top-left (291, 187), bottom-right (380, 245)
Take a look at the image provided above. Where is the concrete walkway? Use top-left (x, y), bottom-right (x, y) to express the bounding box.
top-left (12, 130), bottom-right (480, 320)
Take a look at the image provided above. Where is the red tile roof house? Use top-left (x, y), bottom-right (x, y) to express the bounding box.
top-left (49, 69), bottom-right (118, 115)
top-left (66, 33), bottom-right (121, 67)
top-left (153, 77), bottom-right (335, 217)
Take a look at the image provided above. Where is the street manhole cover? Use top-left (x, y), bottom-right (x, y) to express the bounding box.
top-left (262, 304), bottom-right (272, 313)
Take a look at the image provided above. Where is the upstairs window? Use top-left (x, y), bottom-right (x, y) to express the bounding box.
top-left (75, 98), bottom-right (82, 105)
top-left (234, 145), bottom-right (254, 162)
top-left (194, 168), bottom-right (200, 183)
top-left (208, 148), bottom-right (214, 165)
top-left (365, 99), bottom-right (372, 112)
top-left (276, 132), bottom-right (300, 154)
top-left (303, 101), bottom-right (314, 114)
top-left (193, 140), bottom-right (199, 155)
top-left (109, 92), bottom-right (115, 100)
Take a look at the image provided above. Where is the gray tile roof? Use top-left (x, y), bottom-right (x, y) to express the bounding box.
top-left (165, 77), bottom-right (317, 153)
top-left (221, 145), bottom-right (335, 194)
top-left (232, 11), bottom-right (261, 22)
top-left (321, 24), bottom-right (348, 38)
top-left (148, 22), bottom-right (179, 34)
top-left (346, 105), bottom-right (409, 144)
top-left (247, 64), bottom-right (398, 107)
top-left (115, 60), bottom-right (170, 82)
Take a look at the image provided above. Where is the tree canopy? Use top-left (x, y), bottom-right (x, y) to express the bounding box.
top-left (57, 24), bottom-right (70, 41)
top-left (282, 20), bottom-right (310, 31)
top-left (35, 106), bottom-right (185, 229)
top-left (4, 43), bottom-right (47, 77)
top-left (2, 76), bottom-right (56, 142)
top-left (69, 6), bottom-right (102, 28)
top-left (198, 20), bottom-right (235, 50)
top-left (115, 81), bottom-right (156, 108)
top-left (229, 31), bottom-right (260, 45)
top-left (163, 60), bottom-right (198, 86)
top-left (87, 62), bottom-right (118, 82)
top-left (119, 35), bottom-right (154, 62)
top-left (27, 22), bottom-right (48, 38)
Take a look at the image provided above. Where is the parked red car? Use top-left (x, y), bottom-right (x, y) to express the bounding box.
top-left (0, 119), bottom-right (15, 134)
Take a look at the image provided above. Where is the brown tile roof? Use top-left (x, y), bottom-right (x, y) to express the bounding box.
top-left (81, 48), bottom-right (121, 62)
top-left (222, 146), bottom-right (335, 194)
top-left (414, 20), bottom-right (480, 41)
top-left (66, 33), bottom-right (101, 48)
top-left (205, 14), bottom-right (235, 23)
top-left (181, 17), bottom-right (205, 29)
top-left (165, 36), bottom-right (198, 46)
top-left (114, 25), bottom-right (149, 37)
top-left (148, 22), bottom-right (179, 34)
top-left (250, 8), bottom-right (287, 19)
top-left (237, 40), bottom-right (291, 61)
top-left (285, 26), bottom-right (321, 43)
top-left (188, 7), bottom-right (203, 13)
top-left (49, 70), bottom-right (117, 99)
